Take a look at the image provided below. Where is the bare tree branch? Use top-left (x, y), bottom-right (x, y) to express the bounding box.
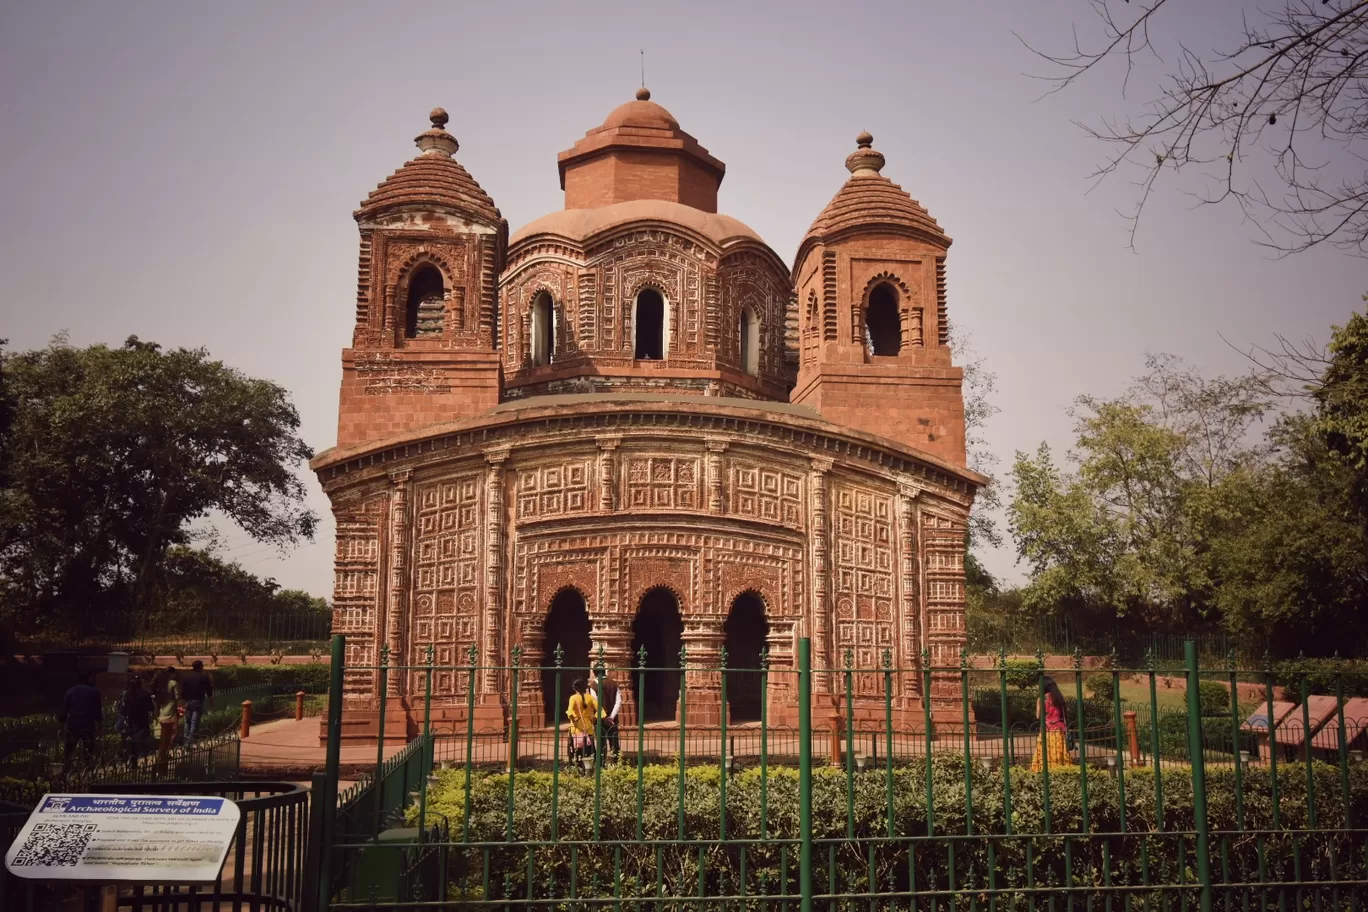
top-left (1027, 0), bottom-right (1368, 254)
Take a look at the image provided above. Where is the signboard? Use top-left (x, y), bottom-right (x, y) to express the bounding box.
top-left (4, 794), bottom-right (241, 883)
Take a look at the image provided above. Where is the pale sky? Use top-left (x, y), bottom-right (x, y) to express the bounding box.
top-left (2, 1), bottom-right (1363, 597)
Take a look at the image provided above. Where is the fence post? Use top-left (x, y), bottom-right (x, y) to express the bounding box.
top-left (798, 636), bottom-right (813, 912)
top-left (240, 701), bottom-right (252, 739)
top-left (296, 691), bottom-right (306, 721)
top-left (1184, 640), bottom-right (1213, 912)
top-left (317, 633), bottom-right (345, 912)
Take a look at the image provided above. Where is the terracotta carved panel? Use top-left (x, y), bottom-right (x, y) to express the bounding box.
top-left (409, 474), bottom-right (483, 696)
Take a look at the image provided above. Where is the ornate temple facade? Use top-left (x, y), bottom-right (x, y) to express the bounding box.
top-left (312, 93), bottom-right (986, 737)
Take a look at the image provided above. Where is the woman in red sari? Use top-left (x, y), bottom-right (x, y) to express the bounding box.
top-left (1032, 675), bottom-right (1074, 772)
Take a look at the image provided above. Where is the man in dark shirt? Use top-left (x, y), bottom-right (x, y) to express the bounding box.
top-left (591, 670), bottom-right (622, 765)
top-left (180, 660), bottom-right (214, 746)
top-left (59, 670), bottom-right (102, 771)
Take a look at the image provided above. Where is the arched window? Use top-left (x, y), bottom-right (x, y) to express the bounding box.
top-left (739, 306), bottom-right (760, 376)
top-left (530, 292), bottom-right (555, 367)
top-left (404, 265), bottom-right (446, 339)
top-left (634, 289), bottom-right (666, 360)
top-left (865, 282), bottom-right (901, 356)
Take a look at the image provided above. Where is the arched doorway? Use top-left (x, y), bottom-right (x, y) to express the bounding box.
top-left (541, 588), bottom-right (591, 725)
top-left (634, 288), bottom-right (666, 360)
top-left (405, 265), bottom-right (445, 339)
top-left (864, 282), bottom-right (901, 356)
top-left (630, 587), bottom-right (683, 722)
top-left (724, 592), bottom-right (769, 723)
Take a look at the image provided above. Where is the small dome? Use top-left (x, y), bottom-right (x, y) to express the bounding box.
top-left (801, 132), bottom-right (948, 249)
top-left (598, 89), bottom-right (680, 131)
top-left (356, 109), bottom-right (502, 224)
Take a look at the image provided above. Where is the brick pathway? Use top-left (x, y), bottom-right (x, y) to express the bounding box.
top-left (239, 717), bottom-right (407, 777)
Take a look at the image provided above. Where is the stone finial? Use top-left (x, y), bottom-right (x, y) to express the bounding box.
top-left (636, 87), bottom-right (651, 101)
top-left (415, 107), bottom-right (459, 158)
top-left (845, 130), bottom-right (886, 177)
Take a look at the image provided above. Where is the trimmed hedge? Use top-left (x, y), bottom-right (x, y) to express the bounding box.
top-left (1272, 658), bottom-right (1368, 698)
top-left (185, 663), bottom-right (330, 692)
top-left (415, 755), bottom-right (1368, 901)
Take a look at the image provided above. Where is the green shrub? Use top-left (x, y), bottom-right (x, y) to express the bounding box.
top-left (1272, 659), bottom-right (1368, 698)
top-left (1004, 659), bottom-right (1043, 691)
top-left (1086, 673), bottom-right (1116, 703)
top-left (411, 755), bottom-right (1368, 902)
top-left (195, 663), bottom-right (329, 692)
top-left (1194, 680), bottom-right (1232, 716)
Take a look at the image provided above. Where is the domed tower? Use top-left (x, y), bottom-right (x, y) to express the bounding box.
top-left (337, 109), bottom-right (508, 448)
top-left (501, 89), bottom-right (794, 401)
top-left (793, 133), bottom-right (964, 467)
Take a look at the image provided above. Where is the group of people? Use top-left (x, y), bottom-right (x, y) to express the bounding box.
top-left (58, 660), bottom-right (215, 774)
top-left (565, 671), bottom-right (622, 767)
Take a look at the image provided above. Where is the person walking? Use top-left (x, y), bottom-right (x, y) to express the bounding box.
top-left (153, 666), bottom-right (182, 774)
top-left (566, 678), bottom-right (600, 767)
top-left (1031, 675), bottom-right (1075, 772)
top-left (590, 669), bottom-right (622, 764)
top-left (180, 660), bottom-right (214, 746)
top-left (116, 676), bottom-right (155, 765)
top-left (58, 670), bottom-right (103, 774)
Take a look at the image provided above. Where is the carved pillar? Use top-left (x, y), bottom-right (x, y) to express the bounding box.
top-left (809, 457), bottom-right (834, 699)
top-left (705, 438), bottom-right (728, 514)
top-left (385, 470), bottom-right (411, 699)
top-left (682, 625), bottom-right (724, 727)
top-left (898, 482), bottom-right (922, 712)
top-left (909, 308), bottom-right (924, 348)
top-left (590, 615), bottom-right (637, 725)
top-left (596, 436), bottom-right (620, 512)
top-left (482, 448), bottom-right (510, 700)
top-left (382, 284), bottom-right (397, 341)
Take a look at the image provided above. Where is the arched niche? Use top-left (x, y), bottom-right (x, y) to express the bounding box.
top-left (864, 282), bottom-right (901, 356)
top-left (740, 306), bottom-right (760, 376)
top-left (530, 291), bottom-right (555, 367)
top-left (405, 265), bottom-right (446, 339)
top-left (634, 288), bottom-right (667, 360)
top-left (724, 591), bottom-right (769, 723)
top-left (629, 586), bottom-right (683, 722)
top-left (540, 587), bottom-right (591, 725)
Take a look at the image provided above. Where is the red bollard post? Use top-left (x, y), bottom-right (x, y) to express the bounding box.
top-left (1124, 710), bottom-right (1141, 765)
top-left (241, 701), bottom-right (252, 739)
top-left (295, 691), bottom-right (305, 722)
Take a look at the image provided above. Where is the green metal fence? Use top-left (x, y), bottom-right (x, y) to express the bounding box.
top-left (307, 636), bottom-right (1368, 910)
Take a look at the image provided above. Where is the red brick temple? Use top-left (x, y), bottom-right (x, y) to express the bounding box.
top-left (311, 91), bottom-right (985, 738)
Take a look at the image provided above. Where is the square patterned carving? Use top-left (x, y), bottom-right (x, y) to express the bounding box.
top-left (410, 475), bottom-right (482, 696)
top-left (516, 459), bottom-right (593, 520)
top-left (832, 483), bottom-right (896, 694)
top-left (731, 463), bottom-right (804, 530)
top-left (625, 456), bottom-right (700, 511)
top-left (332, 497), bottom-right (384, 636)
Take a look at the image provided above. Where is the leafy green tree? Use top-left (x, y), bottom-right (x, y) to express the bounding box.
top-left (1007, 356), bottom-right (1272, 633)
top-left (0, 335), bottom-right (317, 640)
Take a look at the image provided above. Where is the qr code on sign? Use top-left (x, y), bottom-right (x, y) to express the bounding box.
top-left (10, 822), bottom-right (98, 867)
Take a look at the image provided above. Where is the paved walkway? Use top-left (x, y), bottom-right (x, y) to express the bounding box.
top-left (239, 717), bottom-right (407, 777)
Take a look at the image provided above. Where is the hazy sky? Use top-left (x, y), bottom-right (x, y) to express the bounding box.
top-left (2, 1), bottom-right (1363, 597)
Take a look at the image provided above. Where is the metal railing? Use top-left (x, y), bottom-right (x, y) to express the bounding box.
top-left (305, 636), bottom-right (1368, 910)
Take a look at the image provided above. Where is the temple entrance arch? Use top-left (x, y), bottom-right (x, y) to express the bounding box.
top-left (724, 592), bottom-right (769, 723)
top-left (541, 588), bottom-right (591, 725)
top-left (630, 587), bottom-right (684, 722)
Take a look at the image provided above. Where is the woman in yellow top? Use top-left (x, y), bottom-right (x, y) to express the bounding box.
top-left (566, 678), bottom-right (602, 763)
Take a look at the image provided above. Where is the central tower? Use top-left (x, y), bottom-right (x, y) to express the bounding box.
top-left (501, 89), bottom-right (794, 401)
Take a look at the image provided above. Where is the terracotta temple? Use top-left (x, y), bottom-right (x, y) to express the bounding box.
top-left (311, 91), bottom-right (986, 738)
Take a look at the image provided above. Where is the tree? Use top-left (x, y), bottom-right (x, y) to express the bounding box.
top-left (1007, 355), bottom-right (1272, 632)
top-left (948, 322), bottom-right (1003, 549)
top-left (1030, 1), bottom-right (1368, 254)
top-left (0, 335), bottom-right (317, 639)
top-left (1207, 416), bottom-right (1368, 657)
